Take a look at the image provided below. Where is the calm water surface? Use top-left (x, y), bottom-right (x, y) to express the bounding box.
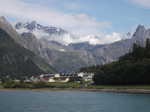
top-left (0, 90), bottom-right (150, 112)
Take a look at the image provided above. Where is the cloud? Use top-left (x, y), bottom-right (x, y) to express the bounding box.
top-left (77, 32), bottom-right (123, 45)
top-left (130, 0), bottom-right (150, 8)
top-left (0, 0), bottom-right (111, 36)
top-left (99, 33), bottom-right (122, 44)
top-left (0, 0), bottom-right (125, 44)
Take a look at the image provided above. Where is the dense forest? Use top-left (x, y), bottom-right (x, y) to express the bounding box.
top-left (81, 39), bottom-right (150, 85)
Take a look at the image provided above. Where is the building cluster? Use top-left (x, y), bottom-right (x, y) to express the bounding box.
top-left (24, 72), bottom-right (94, 83)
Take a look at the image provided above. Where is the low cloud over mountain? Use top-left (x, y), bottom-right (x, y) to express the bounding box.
top-left (15, 21), bottom-right (124, 45)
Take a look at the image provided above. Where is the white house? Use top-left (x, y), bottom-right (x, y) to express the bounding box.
top-left (77, 72), bottom-right (94, 82)
top-left (77, 72), bottom-right (85, 77)
top-left (54, 74), bottom-right (60, 78)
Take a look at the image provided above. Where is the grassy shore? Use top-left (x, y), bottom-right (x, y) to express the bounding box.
top-left (88, 85), bottom-right (150, 90)
top-left (1, 84), bottom-right (150, 94)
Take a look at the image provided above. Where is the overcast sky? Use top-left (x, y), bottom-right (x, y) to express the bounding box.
top-left (0, 0), bottom-right (150, 41)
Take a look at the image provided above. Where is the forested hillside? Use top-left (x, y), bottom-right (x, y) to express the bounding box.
top-left (81, 39), bottom-right (150, 85)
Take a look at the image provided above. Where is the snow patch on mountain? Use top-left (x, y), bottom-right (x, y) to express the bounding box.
top-left (14, 21), bottom-right (126, 45)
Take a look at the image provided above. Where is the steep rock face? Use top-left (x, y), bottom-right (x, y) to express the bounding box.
top-left (20, 32), bottom-right (49, 60)
top-left (133, 25), bottom-right (146, 40)
top-left (45, 49), bottom-right (97, 72)
top-left (92, 39), bottom-right (133, 64)
top-left (0, 16), bottom-right (24, 44)
top-left (13, 21), bottom-right (98, 72)
top-left (0, 28), bottom-right (54, 77)
top-left (0, 17), bottom-right (55, 76)
top-left (19, 31), bottom-right (96, 72)
top-left (21, 32), bottom-right (42, 54)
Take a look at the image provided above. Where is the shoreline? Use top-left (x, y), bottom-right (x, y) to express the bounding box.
top-left (1, 88), bottom-right (150, 94)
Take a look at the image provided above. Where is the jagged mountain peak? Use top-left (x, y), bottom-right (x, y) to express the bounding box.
top-left (132, 25), bottom-right (150, 41)
top-left (15, 21), bottom-right (72, 45)
top-left (126, 32), bottom-right (131, 37)
top-left (15, 21), bottom-right (67, 34)
top-left (135, 25), bottom-right (146, 34)
top-left (136, 24), bottom-right (145, 30)
top-left (15, 21), bottom-right (37, 31)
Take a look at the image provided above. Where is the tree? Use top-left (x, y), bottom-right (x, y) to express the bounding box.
top-left (146, 38), bottom-right (150, 49)
top-left (88, 39), bottom-right (150, 85)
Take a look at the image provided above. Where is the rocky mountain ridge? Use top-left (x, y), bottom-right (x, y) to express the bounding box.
top-left (0, 17), bottom-right (55, 76)
top-left (15, 21), bottom-right (117, 45)
top-left (1, 16), bottom-right (150, 73)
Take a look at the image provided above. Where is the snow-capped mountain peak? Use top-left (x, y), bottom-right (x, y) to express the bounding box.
top-left (15, 21), bottom-right (67, 34)
top-left (15, 21), bottom-right (73, 45)
top-left (14, 21), bottom-right (125, 46)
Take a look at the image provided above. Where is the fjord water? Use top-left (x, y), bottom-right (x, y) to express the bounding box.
top-left (0, 91), bottom-right (150, 112)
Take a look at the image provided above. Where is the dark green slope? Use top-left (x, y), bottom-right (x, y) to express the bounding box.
top-left (0, 28), bottom-right (54, 77)
top-left (81, 39), bottom-right (150, 85)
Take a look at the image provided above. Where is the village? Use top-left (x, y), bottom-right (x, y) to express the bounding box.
top-left (0, 72), bottom-right (95, 85)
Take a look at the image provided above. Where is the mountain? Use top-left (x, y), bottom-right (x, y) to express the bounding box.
top-left (15, 21), bottom-right (109, 45)
top-left (93, 39), bottom-right (150, 85)
top-left (0, 17), bottom-right (55, 77)
top-left (15, 21), bottom-right (76, 45)
top-left (14, 20), bottom-right (150, 72)
top-left (74, 25), bottom-right (150, 65)
top-left (69, 25), bottom-right (150, 67)
top-left (21, 32), bottom-right (97, 72)
top-left (0, 28), bottom-right (54, 77)
top-left (15, 21), bottom-right (67, 35)
top-left (90, 25), bottom-right (150, 64)
top-left (0, 17), bottom-right (23, 44)
top-left (14, 21), bottom-right (98, 72)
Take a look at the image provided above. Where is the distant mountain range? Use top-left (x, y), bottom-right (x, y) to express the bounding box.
top-left (15, 21), bottom-right (116, 45)
top-left (0, 16), bottom-right (150, 74)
